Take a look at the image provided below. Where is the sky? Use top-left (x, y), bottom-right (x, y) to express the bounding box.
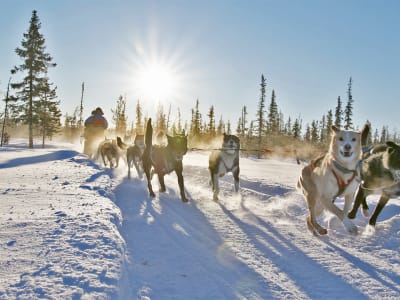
top-left (0, 0), bottom-right (399, 133)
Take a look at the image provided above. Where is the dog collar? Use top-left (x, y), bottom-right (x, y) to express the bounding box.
top-left (332, 159), bottom-right (361, 175)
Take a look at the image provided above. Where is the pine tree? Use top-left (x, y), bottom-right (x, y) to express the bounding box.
top-left (292, 118), bottom-right (302, 140)
top-left (111, 95), bottom-right (127, 136)
top-left (285, 116), bottom-right (292, 136)
top-left (35, 77), bottom-right (61, 147)
top-left (240, 106), bottom-right (248, 136)
top-left (373, 128), bottom-right (379, 144)
top-left (334, 96), bottom-right (343, 129)
top-left (191, 99), bottom-right (202, 136)
top-left (226, 120), bottom-right (231, 134)
top-left (311, 120), bottom-right (319, 143)
top-left (268, 89), bottom-right (279, 134)
top-left (207, 105), bottom-right (216, 136)
top-left (256, 74), bottom-right (267, 145)
top-left (217, 116), bottom-right (224, 136)
top-left (344, 77), bottom-right (354, 130)
top-left (135, 99), bottom-right (143, 134)
top-left (11, 10), bottom-right (57, 148)
top-left (176, 108), bottom-right (182, 133)
top-left (155, 103), bottom-right (166, 133)
top-left (319, 115), bottom-right (326, 143)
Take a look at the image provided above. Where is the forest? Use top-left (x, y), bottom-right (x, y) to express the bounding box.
top-left (1, 10), bottom-right (399, 159)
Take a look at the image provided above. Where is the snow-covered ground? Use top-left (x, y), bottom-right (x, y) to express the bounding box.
top-left (0, 139), bottom-right (399, 299)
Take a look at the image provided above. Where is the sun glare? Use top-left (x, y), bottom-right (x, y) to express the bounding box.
top-left (135, 61), bottom-right (179, 103)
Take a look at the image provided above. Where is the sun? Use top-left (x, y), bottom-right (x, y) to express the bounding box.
top-left (135, 60), bottom-right (180, 103)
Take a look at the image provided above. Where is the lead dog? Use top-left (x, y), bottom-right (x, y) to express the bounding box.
top-left (348, 124), bottom-right (400, 226)
top-left (297, 125), bottom-right (363, 235)
top-left (117, 134), bottom-right (145, 179)
top-left (209, 133), bottom-right (240, 201)
top-left (142, 118), bottom-right (189, 202)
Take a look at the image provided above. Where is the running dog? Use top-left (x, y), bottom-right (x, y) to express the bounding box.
top-left (142, 118), bottom-right (188, 202)
top-left (209, 133), bottom-right (240, 201)
top-left (348, 124), bottom-right (400, 226)
top-left (96, 138), bottom-right (124, 168)
top-left (117, 134), bottom-right (145, 179)
top-left (297, 125), bottom-right (363, 235)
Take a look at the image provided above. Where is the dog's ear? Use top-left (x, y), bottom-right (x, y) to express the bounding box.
top-left (386, 141), bottom-right (398, 152)
top-left (331, 125), bottom-right (339, 134)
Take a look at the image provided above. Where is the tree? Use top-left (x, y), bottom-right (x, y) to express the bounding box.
top-left (310, 120), bottom-right (319, 143)
top-left (217, 116), bottom-right (224, 136)
top-left (35, 77), bottom-right (61, 147)
top-left (155, 103), bottom-right (166, 133)
top-left (190, 99), bottom-right (202, 137)
top-left (207, 105), bottom-right (216, 136)
top-left (256, 74), bottom-right (267, 145)
top-left (135, 99), bottom-right (143, 134)
top-left (344, 77), bottom-right (354, 130)
top-left (334, 96), bottom-right (343, 129)
top-left (176, 108), bottom-right (183, 133)
top-left (11, 10), bottom-right (57, 148)
top-left (111, 95), bottom-right (127, 136)
top-left (292, 118), bottom-right (302, 140)
top-left (268, 89), bottom-right (279, 134)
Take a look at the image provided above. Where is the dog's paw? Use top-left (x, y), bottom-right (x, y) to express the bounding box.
top-left (347, 211), bottom-right (356, 219)
top-left (362, 208), bottom-right (370, 218)
top-left (343, 217), bottom-right (358, 235)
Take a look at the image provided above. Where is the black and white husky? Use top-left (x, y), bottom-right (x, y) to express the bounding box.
top-left (209, 134), bottom-right (240, 201)
top-left (348, 124), bottom-right (400, 226)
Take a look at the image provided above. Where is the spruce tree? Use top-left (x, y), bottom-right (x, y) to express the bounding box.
top-left (334, 96), bottom-right (343, 129)
top-left (344, 77), bottom-right (354, 130)
top-left (256, 74), bottom-right (267, 147)
top-left (292, 118), bottom-right (302, 140)
top-left (207, 105), bottom-right (216, 136)
top-left (268, 89), bottom-right (279, 134)
top-left (12, 10), bottom-right (56, 148)
top-left (111, 95), bottom-right (127, 136)
top-left (35, 77), bottom-right (61, 147)
top-left (135, 99), bottom-right (143, 134)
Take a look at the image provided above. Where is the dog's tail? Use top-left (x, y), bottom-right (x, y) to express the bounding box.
top-left (145, 118), bottom-right (153, 149)
top-left (361, 123), bottom-right (370, 146)
top-left (116, 136), bottom-right (128, 150)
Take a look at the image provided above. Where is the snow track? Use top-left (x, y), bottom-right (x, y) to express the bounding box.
top-left (1, 144), bottom-right (398, 300)
top-left (115, 152), bottom-right (400, 299)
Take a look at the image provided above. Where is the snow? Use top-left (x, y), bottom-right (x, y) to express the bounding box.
top-left (0, 139), bottom-right (399, 299)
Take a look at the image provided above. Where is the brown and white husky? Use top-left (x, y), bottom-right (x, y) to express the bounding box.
top-left (297, 125), bottom-right (363, 235)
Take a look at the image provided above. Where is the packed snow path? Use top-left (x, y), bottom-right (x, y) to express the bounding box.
top-left (0, 142), bottom-right (399, 299)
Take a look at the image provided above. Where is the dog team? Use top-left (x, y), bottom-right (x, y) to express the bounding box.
top-left (85, 109), bottom-right (400, 235)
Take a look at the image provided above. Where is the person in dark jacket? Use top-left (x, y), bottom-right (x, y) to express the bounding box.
top-left (83, 107), bottom-right (108, 157)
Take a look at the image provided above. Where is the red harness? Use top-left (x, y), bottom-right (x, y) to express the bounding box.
top-left (331, 168), bottom-right (357, 198)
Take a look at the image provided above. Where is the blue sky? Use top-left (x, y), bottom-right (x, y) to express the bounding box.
top-left (0, 0), bottom-right (399, 133)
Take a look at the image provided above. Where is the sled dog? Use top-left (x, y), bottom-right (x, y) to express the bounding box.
top-left (348, 124), bottom-right (400, 226)
top-left (117, 134), bottom-right (145, 179)
top-left (96, 138), bottom-right (124, 168)
top-left (209, 133), bottom-right (240, 201)
top-left (297, 125), bottom-right (363, 235)
top-left (142, 118), bottom-right (189, 202)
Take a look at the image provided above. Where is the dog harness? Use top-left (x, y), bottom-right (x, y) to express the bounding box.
top-left (331, 159), bottom-right (362, 199)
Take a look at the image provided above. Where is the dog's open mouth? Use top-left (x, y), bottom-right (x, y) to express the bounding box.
top-left (341, 150), bottom-right (353, 157)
